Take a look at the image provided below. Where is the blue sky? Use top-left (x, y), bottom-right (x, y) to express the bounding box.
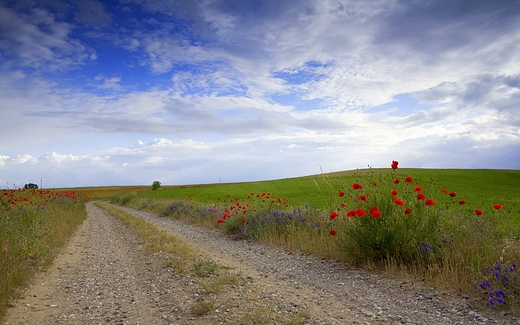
top-left (1, 0), bottom-right (519, 188)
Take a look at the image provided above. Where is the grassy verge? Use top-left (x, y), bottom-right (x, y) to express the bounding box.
top-left (108, 168), bottom-right (520, 311)
top-left (0, 189), bottom-right (87, 321)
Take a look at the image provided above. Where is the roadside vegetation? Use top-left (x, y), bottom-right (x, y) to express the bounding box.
top-left (110, 166), bottom-right (520, 311)
top-left (0, 189), bottom-right (87, 319)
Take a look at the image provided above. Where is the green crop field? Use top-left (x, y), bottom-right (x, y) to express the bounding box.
top-left (138, 168), bottom-right (520, 216)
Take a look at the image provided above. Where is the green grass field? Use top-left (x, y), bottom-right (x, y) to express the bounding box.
top-left (139, 168), bottom-right (520, 214)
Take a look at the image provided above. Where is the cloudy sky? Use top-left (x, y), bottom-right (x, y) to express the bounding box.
top-left (1, 0), bottom-right (519, 188)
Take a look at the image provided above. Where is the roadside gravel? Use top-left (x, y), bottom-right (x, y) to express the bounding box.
top-left (3, 202), bottom-right (519, 325)
top-left (114, 204), bottom-right (520, 325)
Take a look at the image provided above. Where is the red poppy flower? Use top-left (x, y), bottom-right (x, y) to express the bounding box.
top-left (338, 191), bottom-right (345, 197)
top-left (394, 198), bottom-right (404, 206)
top-left (391, 160), bottom-right (399, 170)
top-left (329, 211), bottom-right (339, 221)
top-left (404, 207), bottom-right (412, 214)
top-left (391, 189), bottom-right (398, 197)
top-left (216, 219), bottom-right (224, 224)
top-left (371, 210), bottom-right (382, 218)
top-left (356, 209), bottom-right (367, 217)
top-left (405, 176), bottom-right (413, 183)
top-left (346, 210), bottom-right (356, 217)
top-left (357, 195), bottom-right (367, 202)
top-left (425, 199), bottom-right (435, 206)
top-left (442, 189), bottom-right (449, 194)
top-left (240, 218), bottom-right (246, 223)
top-left (414, 186), bottom-right (422, 192)
top-left (493, 204), bottom-right (503, 210)
top-left (459, 199), bottom-right (466, 205)
top-left (394, 178), bottom-right (400, 184)
top-left (475, 209), bottom-right (483, 216)
top-left (449, 192), bottom-right (457, 197)
top-left (417, 193), bottom-right (426, 200)
top-left (330, 229), bottom-right (337, 236)
top-left (341, 202), bottom-right (347, 207)
top-left (352, 183), bottom-right (363, 190)
top-left (369, 206), bottom-right (382, 218)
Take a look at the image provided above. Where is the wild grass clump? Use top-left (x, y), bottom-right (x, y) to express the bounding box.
top-left (0, 189), bottom-right (87, 320)
top-left (110, 193), bottom-right (137, 206)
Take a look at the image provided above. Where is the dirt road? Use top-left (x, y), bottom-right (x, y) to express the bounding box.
top-left (3, 203), bottom-right (518, 324)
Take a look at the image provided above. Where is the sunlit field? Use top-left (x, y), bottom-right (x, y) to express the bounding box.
top-left (2, 166), bottom-right (519, 320)
top-left (0, 189), bottom-right (87, 318)
top-left (111, 166), bottom-right (520, 310)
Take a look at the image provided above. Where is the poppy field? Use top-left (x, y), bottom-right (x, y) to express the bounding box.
top-left (0, 188), bottom-right (87, 318)
top-left (112, 164), bottom-right (520, 309)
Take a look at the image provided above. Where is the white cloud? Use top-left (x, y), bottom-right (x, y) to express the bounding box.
top-left (0, 155), bottom-right (9, 167)
top-left (1, 0), bottom-right (519, 187)
top-left (44, 152), bottom-right (81, 164)
top-left (0, 5), bottom-right (93, 71)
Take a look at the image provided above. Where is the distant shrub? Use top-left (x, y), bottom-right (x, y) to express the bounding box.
top-left (151, 181), bottom-right (161, 191)
top-left (23, 183), bottom-right (38, 189)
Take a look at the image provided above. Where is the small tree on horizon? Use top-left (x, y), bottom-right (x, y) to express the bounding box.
top-left (24, 183), bottom-right (39, 189)
top-left (151, 181), bottom-right (161, 190)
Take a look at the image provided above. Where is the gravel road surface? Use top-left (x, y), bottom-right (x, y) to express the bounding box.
top-left (3, 202), bottom-right (519, 325)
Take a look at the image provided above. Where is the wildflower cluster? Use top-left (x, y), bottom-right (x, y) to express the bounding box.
top-left (1, 188), bottom-right (87, 211)
top-left (232, 207), bottom-right (312, 240)
top-left (477, 262), bottom-right (518, 306)
top-left (327, 161), bottom-right (507, 265)
top-left (213, 192), bottom-right (291, 238)
top-left (215, 192), bottom-right (288, 225)
top-left (1, 188), bottom-right (87, 234)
